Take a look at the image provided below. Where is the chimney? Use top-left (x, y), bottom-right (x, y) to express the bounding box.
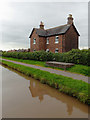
top-left (39, 21), bottom-right (44, 29)
top-left (67, 14), bottom-right (74, 24)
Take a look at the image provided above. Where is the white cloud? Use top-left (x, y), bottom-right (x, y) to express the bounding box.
top-left (1, 2), bottom-right (88, 50)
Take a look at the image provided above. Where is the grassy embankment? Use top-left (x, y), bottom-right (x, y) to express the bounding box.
top-left (2, 57), bottom-right (89, 76)
top-left (1, 60), bottom-right (90, 105)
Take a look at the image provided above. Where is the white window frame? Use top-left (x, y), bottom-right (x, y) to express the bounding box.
top-left (55, 48), bottom-right (58, 53)
top-left (33, 38), bottom-right (36, 44)
top-left (46, 38), bottom-right (49, 44)
top-left (46, 49), bottom-right (49, 52)
top-left (55, 36), bottom-right (59, 43)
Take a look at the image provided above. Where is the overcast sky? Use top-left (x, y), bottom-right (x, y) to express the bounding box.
top-left (0, 2), bottom-right (88, 50)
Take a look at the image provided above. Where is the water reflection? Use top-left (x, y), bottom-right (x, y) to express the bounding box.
top-left (2, 65), bottom-right (89, 118)
top-left (29, 80), bottom-right (88, 115)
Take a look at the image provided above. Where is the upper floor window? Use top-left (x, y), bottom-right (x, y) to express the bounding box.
top-left (55, 48), bottom-right (58, 53)
top-left (33, 38), bottom-right (36, 44)
top-left (46, 38), bottom-right (49, 44)
top-left (55, 36), bottom-right (59, 43)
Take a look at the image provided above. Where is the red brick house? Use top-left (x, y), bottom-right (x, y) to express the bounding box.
top-left (29, 14), bottom-right (80, 53)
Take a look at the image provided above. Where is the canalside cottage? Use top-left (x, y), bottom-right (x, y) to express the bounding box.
top-left (29, 14), bottom-right (80, 53)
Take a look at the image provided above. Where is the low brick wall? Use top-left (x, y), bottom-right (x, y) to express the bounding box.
top-left (46, 61), bottom-right (75, 70)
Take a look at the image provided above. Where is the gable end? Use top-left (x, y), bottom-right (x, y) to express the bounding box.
top-left (29, 28), bottom-right (36, 38)
top-left (65, 24), bottom-right (80, 36)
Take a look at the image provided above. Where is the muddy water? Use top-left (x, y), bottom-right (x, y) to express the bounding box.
top-left (1, 65), bottom-right (89, 118)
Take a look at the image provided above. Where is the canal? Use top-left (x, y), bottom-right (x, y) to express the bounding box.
top-left (1, 65), bottom-right (89, 118)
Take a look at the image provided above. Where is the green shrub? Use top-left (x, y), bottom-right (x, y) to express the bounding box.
top-left (53, 49), bottom-right (89, 66)
top-left (2, 51), bottom-right (54, 61)
top-left (2, 49), bottom-right (90, 65)
top-left (53, 53), bottom-right (65, 62)
top-left (0, 51), bottom-right (2, 56)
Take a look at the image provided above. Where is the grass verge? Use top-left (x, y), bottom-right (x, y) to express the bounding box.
top-left (2, 57), bottom-right (89, 76)
top-left (1, 60), bottom-right (90, 105)
top-left (2, 57), bottom-right (46, 66)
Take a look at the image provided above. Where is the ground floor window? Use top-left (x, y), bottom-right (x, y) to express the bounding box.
top-left (55, 48), bottom-right (58, 53)
top-left (46, 49), bottom-right (49, 52)
top-left (33, 49), bottom-right (36, 52)
top-left (46, 38), bottom-right (49, 44)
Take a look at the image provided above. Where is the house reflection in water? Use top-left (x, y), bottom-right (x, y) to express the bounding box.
top-left (29, 80), bottom-right (88, 115)
top-left (29, 80), bottom-right (44, 102)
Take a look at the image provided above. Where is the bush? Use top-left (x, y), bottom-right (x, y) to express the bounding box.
top-left (53, 49), bottom-right (89, 66)
top-left (2, 49), bottom-right (90, 65)
top-left (63, 49), bottom-right (89, 66)
top-left (2, 51), bottom-right (54, 61)
top-left (0, 51), bottom-right (2, 56)
top-left (53, 53), bottom-right (65, 62)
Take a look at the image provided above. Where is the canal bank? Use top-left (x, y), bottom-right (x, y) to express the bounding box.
top-left (1, 60), bottom-right (90, 105)
top-left (2, 58), bottom-right (89, 82)
top-left (1, 65), bottom-right (89, 118)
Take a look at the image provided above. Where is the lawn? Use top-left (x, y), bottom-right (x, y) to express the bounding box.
top-left (2, 56), bottom-right (89, 76)
top-left (1, 60), bottom-right (90, 105)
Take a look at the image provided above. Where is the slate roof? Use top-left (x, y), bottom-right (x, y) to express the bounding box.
top-left (29, 24), bottom-right (80, 38)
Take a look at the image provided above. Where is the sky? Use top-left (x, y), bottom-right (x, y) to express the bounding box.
top-left (0, 1), bottom-right (88, 51)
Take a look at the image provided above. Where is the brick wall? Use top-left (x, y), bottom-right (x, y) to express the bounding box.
top-left (39, 37), bottom-right (46, 50)
top-left (46, 35), bottom-right (63, 53)
top-left (31, 33), bottom-right (63, 53)
top-left (30, 25), bottom-right (79, 53)
top-left (64, 25), bottom-right (78, 52)
top-left (30, 29), bottom-right (39, 52)
top-left (62, 35), bottom-right (66, 52)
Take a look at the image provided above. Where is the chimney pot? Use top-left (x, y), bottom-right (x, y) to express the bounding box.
top-left (39, 21), bottom-right (44, 29)
top-left (67, 14), bottom-right (74, 24)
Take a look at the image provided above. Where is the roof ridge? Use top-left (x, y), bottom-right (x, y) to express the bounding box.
top-left (34, 24), bottom-right (70, 31)
top-left (46, 24), bottom-right (68, 31)
top-left (29, 23), bottom-right (80, 38)
top-left (36, 28), bottom-right (46, 31)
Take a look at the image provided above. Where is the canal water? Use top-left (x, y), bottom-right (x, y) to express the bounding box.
top-left (1, 65), bottom-right (89, 118)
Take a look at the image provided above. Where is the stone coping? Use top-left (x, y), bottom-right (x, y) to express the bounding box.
top-left (46, 61), bottom-right (74, 65)
top-left (46, 61), bottom-right (75, 70)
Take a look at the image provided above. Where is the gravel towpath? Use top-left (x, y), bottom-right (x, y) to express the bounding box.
top-left (2, 59), bottom-right (89, 83)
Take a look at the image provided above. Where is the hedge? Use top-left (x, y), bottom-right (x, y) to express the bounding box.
top-left (0, 51), bottom-right (2, 56)
top-left (54, 49), bottom-right (90, 66)
top-left (2, 49), bottom-right (90, 66)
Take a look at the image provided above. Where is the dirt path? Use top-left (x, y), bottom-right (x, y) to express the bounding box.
top-left (2, 59), bottom-right (89, 83)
